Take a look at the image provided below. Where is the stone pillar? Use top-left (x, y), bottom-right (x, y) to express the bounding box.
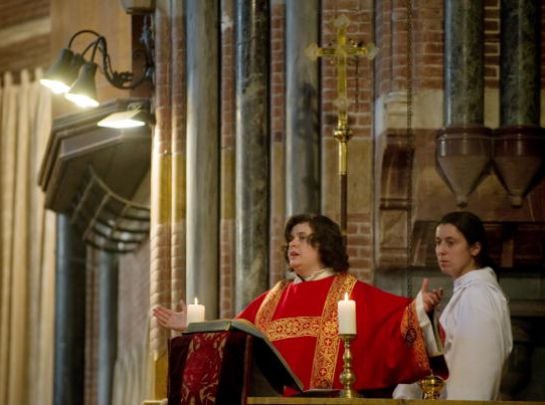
top-left (97, 251), bottom-right (118, 405)
top-left (436, 0), bottom-right (491, 206)
top-left (285, 0), bottom-right (320, 216)
top-left (53, 214), bottom-right (86, 405)
top-left (499, 0), bottom-right (539, 127)
top-left (444, 0), bottom-right (484, 126)
top-left (493, 0), bottom-right (544, 207)
top-left (234, 0), bottom-right (270, 312)
top-left (186, 0), bottom-right (219, 318)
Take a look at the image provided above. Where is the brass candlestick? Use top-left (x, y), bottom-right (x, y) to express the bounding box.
top-left (418, 373), bottom-right (445, 400)
top-left (339, 334), bottom-right (359, 398)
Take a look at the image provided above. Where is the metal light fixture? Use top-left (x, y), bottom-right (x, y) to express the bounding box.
top-left (64, 62), bottom-right (100, 108)
top-left (40, 49), bottom-right (84, 94)
top-left (41, 16), bottom-right (154, 108)
top-left (97, 101), bottom-right (152, 129)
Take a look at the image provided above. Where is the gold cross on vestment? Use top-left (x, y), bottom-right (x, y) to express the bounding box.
top-left (306, 14), bottom-right (377, 236)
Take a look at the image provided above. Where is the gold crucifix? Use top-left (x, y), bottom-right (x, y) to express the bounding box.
top-left (306, 14), bottom-right (377, 237)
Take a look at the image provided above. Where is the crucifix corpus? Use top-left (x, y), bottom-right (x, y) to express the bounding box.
top-left (306, 14), bottom-right (377, 237)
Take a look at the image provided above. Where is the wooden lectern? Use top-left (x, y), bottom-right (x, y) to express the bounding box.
top-left (167, 319), bottom-right (303, 404)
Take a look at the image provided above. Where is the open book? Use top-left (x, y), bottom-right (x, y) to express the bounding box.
top-left (185, 319), bottom-right (304, 395)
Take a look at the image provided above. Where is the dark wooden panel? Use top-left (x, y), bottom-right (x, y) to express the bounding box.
top-left (411, 220), bottom-right (545, 272)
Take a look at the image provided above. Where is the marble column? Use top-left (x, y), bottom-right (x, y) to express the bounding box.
top-left (97, 251), bottom-right (118, 405)
top-left (444, 0), bottom-right (484, 126)
top-left (500, 0), bottom-right (539, 127)
top-left (235, 0), bottom-right (270, 312)
top-left (493, 0), bottom-right (544, 206)
top-left (436, 0), bottom-right (491, 206)
top-left (53, 214), bottom-right (86, 405)
top-left (285, 0), bottom-right (320, 216)
top-left (186, 0), bottom-right (220, 318)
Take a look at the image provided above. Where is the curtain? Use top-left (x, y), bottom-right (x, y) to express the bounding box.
top-left (0, 69), bottom-right (55, 405)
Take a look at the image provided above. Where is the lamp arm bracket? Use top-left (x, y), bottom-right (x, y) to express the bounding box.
top-left (68, 30), bottom-right (101, 49)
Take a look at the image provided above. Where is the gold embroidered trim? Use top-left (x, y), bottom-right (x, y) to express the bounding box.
top-left (254, 274), bottom-right (358, 389)
top-left (265, 316), bottom-right (321, 340)
top-left (255, 280), bottom-right (288, 338)
top-left (310, 273), bottom-right (357, 389)
top-left (401, 301), bottom-right (431, 373)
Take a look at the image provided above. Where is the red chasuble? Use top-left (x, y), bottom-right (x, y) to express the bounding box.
top-left (237, 273), bottom-right (430, 394)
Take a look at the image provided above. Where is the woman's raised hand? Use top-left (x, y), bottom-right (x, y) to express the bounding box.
top-left (420, 278), bottom-right (444, 313)
top-left (152, 299), bottom-right (187, 331)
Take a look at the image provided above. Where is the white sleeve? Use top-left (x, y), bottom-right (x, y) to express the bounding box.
top-left (393, 383), bottom-right (422, 399)
top-left (414, 290), bottom-right (443, 357)
top-left (444, 288), bottom-right (509, 400)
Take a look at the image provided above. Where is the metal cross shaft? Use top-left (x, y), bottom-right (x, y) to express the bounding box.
top-left (306, 14), bottom-right (377, 236)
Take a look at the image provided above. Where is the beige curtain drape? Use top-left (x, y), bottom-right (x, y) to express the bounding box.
top-left (0, 69), bottom-right (55, 405)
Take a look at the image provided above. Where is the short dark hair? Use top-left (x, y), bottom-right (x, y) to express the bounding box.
top-left (438, 211), bottom-right (494, 268)
top-left (284, 214), bottom-right (349, 273)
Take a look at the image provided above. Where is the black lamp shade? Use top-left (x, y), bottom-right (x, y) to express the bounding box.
top-left (65, 62), bottom-right (100, 108)
top-left (40, 48), bottom-right (80, 94)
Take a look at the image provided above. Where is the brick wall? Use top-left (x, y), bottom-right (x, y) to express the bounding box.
top-left (0, 0), bottom-right (51, 79)
top-left (375, 0), bottom-right (503, 94)
top-left (0, 36), bottom-right (50, 78)
top-left (346, 213), bottom-right (373, 281)
top-left (220, 0), bottom-right (236, 318)
top-left (542, 1), bottom-right (545, 87)
top-left (85, 254), bottom-right (99, 405)
top-left (374, 0), bottom-right (392, 95)
top-left (413, 0), bottom-right (444, 89)
top-left (0, 0), bottom-right (49, 26)
top-left (484, 0), bottom-right (500, 88)
top-left (321, 0), bottom-right (374, 280)
top-left (321, 0), bottom-right (374, 136)
top-left (269, 0), bottom-right (286, 286)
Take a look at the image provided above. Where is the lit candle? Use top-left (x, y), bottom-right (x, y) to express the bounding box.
top-left (186, 297), bottom-right (205, 324)
top-left (337, 292), bottom-right (356, 335)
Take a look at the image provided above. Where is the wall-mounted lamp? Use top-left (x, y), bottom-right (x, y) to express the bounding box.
top-left (40, 16), bottom-right (154, 108)
top-left (97, 100), bottom-right (153, 129)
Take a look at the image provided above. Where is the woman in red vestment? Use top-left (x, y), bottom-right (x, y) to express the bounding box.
top-left (153, 214), bottom-right (444, 396)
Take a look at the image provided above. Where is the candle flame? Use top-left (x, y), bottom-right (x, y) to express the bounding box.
top-left (344, 292), bottom-right (349, 301)
top-left (194, 297), bottom-right (199, 305)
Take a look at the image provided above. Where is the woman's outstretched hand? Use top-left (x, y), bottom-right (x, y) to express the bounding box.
top-left (420, 278), bottom-right (444, 313)
top-left (152, 299), bottom-right (187, 331)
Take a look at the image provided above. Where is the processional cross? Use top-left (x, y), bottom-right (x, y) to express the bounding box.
top-left (306, 14), bottom-right (377, 237)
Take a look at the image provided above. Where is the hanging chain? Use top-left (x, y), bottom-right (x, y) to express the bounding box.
top-left (355, 57), bottom-right (360, 110)
top-left (405, 0), bottom-right (415, 298)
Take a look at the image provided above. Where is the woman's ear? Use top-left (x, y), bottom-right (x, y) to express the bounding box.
top-left (469, 241), bottom-right (482, 258)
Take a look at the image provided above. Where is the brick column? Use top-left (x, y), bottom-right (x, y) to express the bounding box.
top-left (149, 0), bottom-right (173, 399)
top-left (219, 0), bottom-right (236, 318)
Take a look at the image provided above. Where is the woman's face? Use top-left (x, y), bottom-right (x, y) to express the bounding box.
top-left (435, 223), bottom-right (481, 279)
top-left (287, 222), bottom-right (323, 278)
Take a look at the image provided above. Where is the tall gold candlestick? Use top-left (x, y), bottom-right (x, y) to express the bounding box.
top-left (339, 334), bottom-right (359, 398)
